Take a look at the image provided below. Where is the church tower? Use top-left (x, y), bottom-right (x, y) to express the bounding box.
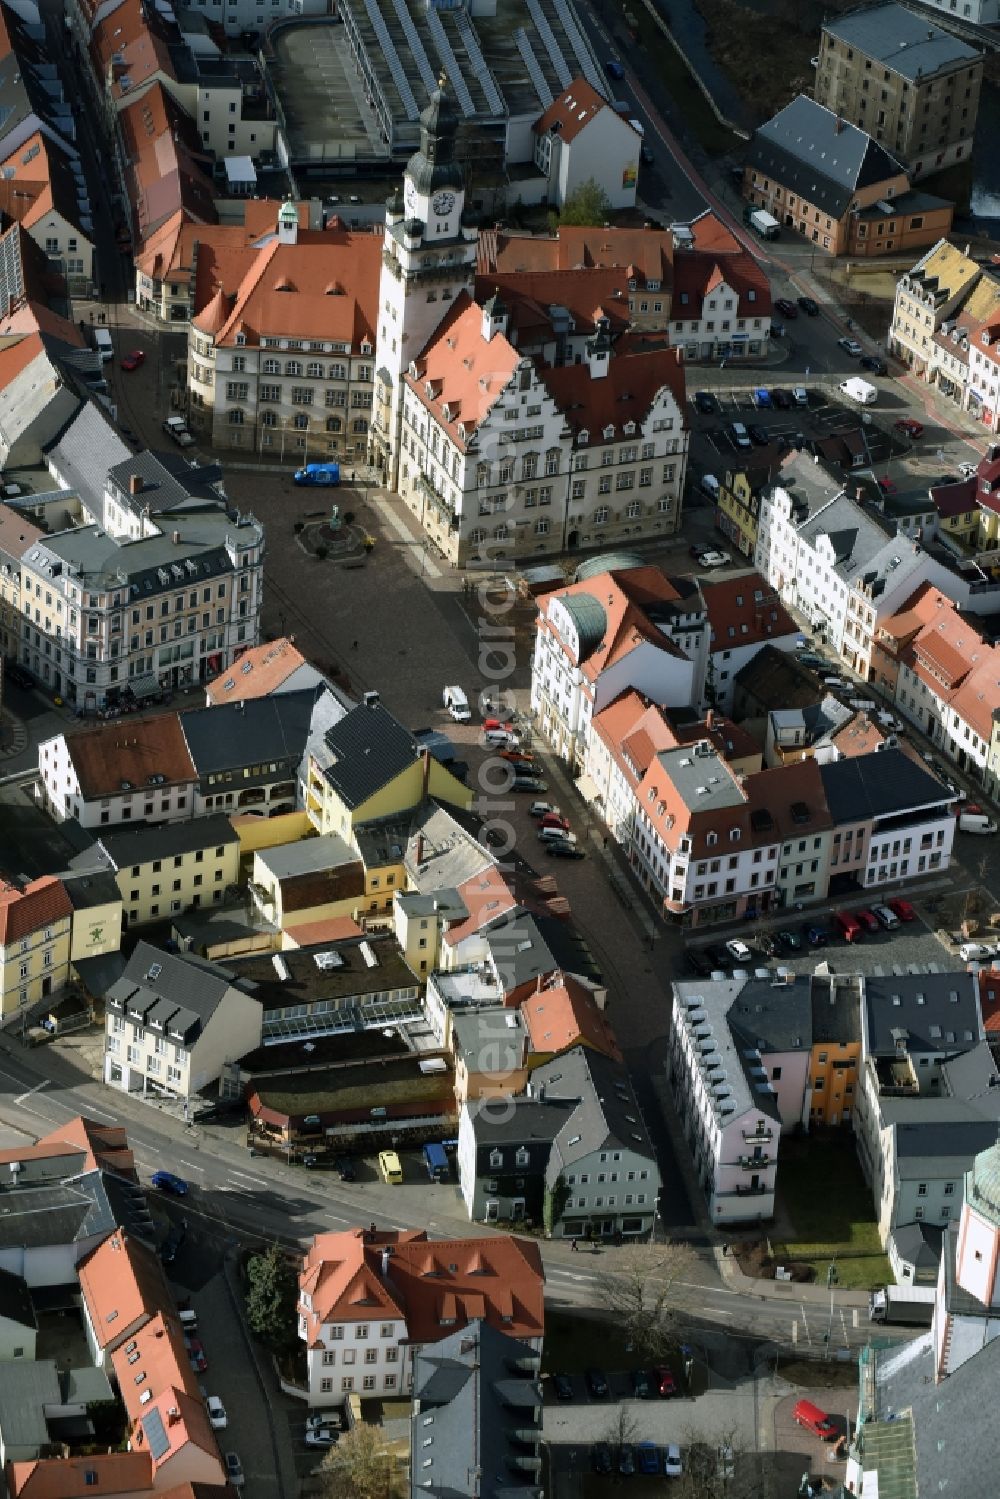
top-left (372, 75), bottom-right (479, 489)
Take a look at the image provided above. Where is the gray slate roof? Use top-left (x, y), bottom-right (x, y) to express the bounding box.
top-left (0, 1359), bottom-right (60, 1450)
top-left (107, 450), bottom-right (222, 516)
top-left (823, 4), bottom-right (978, 80)
top-left (255, 832), bottom-right (357, 880)
top-left (941, 1041), bottom-right (1000, 1115)
top-left (0, 1169), bottom-right (152, 1250)
top-left (818, 747), bottom-right (953, 826)
top-left (748, 95), bottom-right (905, 219)
top-left (532, 1045), bottom-right (657, 1176)
top-left (105, 940), bottom-right (247, 1043)
top-left (409, 1320), bottom-right (542, 1499)
top-left (796, 491), bottom-right (895, 581)
top-left (888, 1220), bottom-right (942, 1274)
top-left (44, 399), bottom-right (132, 525)
top-left (89, 812), bottom-right (239, 871)
top-left (180, 688), bottom-right (318, 777)
top-left (864, 970), bottom-right (979, 1055)
top-left (317, 699), bottom-right (420, 810)
top-left (464, 1096), bottom-right (571, 1147)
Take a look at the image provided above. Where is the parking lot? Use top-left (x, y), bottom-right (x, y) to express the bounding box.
top-left (684, 906), bottom-right (956, 982)
top-left (690, 386), bottom-right (900, 470)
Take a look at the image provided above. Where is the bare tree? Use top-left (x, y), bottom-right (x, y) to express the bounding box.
top-left (597, 1241), bottom-right (698, 1365)
top-left (673, 1425), bottom-right (759, 1499)
top-left (604, 1403), bottom-right (639, 1455)
top-left (318, 1423), bottom-right (406, 1499)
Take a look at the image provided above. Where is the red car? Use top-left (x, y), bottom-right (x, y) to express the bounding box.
top-left (186, 1338), bottom-right (208, 1373)
top-left (877, 477), bottom-right (897, 495)
top-left (120, 350), bottom-right (145, 372)
top-left (890, 898), bottom-right (916, 923)
top-left (894, 419), bottom-right (924, 438)
top-left (653, 1365), bottom-right (677, 1397)
top-left (540, 812), bottom-right (570, 832)
top-left (498, 747), bottom-right (533, 763)
top-left (856, 908), bottom-right (880, 934)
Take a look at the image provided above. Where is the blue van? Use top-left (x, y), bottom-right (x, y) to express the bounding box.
top-left (294, 461), bottom-right (340, 487)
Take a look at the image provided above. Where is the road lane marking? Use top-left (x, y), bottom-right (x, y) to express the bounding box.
top-left (14, 1081), bottom-right (49, 1104)
top-left (228, 1170), bottom-right (269, 1187)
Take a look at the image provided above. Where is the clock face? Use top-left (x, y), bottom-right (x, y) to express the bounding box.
top-left (432, 191), bottom-right (456, 216)
top-left (404, 180), bottom-right (417, 214)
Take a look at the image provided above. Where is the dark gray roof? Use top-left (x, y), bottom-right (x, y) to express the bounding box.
top-left (888, 1220), bottom-right (942, 1274)
top-left (864, 971), bottom-right (979, 1056)
top-left (0, 1169), bottom-right (152, 1250)
top-left (893, 1116), bottom-right (998, 1172)
top-left (105, 940), bottom-right (247, 1043)
top-left (733, 643), bottom-right (824, 710)
top-left (876, 1290), bottom-right (1000, 1493)
top-left (823, 5), bottom-right (978, 80)
top-left (222, 936), bottom-right (418, 1012)
top-left (0, 1360), bottom-right (60, 1448)
top-left (318, 699), bottom-right (421, 810)
top-left (482, 910), bottom-right (601, 991)
top-left (91, 813), bottom-right (239, 871)
top-left (941, 1041), bottom-right (1000, 1115)
top-left (811, 973), bottom-right (863, 1046)
top-left (532, 1045), bottom-right (657, 1173)
top-left (464, 1097), bottom-right (571, 1147)
top-left (43, 399), bottom-right (132, 524)
top-left (727, 975), bottom-right (814, 1055)
top-left (748, 95), bottom-right (904, 219)
top-left (0, 1266), bottom-right (36, 1330)
top-left (73, 950), bottom-right (128, 997)
top-left (818, 748), bottom-right (953, 825)
top-left (62, 869), bottom-right (124, 912)
top-left (795, 492), bottom-right (895, 582)
top-left (409, 1320), bottom-right (542, 1499)
top-left (179, 688), bottom-right (319, 777)
top-left (107, 450), bottom-right (223, 517)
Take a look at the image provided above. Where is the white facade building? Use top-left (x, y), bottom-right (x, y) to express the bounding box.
top-left (531, 80), bottom-right (641, 211)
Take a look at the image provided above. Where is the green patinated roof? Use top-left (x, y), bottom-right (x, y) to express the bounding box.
top-left (560, 593), bottom-right (607, 660)
top-left (573, 551), bottom-right (644, 582)
top-left (966, 1138), bottom-right (1000, 1228)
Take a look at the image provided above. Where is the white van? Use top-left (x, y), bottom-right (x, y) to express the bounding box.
top-left (701, 474), bottom-right (720, 500)
top-left (839, 376), bottom-right (877, 406)
top-left (442, 685), bottom-right (471, 722)
top-left (538, 826), bottom-right (577, 845)
top-left (958, 811), bottom-right (998, 835)
top-left (94, 327), bottom-right (113, 363)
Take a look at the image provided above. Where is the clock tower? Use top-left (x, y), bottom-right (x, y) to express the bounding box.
top-left (373, 74), bottom-right (479, 489)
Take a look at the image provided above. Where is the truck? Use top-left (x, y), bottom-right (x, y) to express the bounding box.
top-left (868, 1284), bottom-right (935, 1325)
top-left (743, 206), bottom-right (780, 240)
top-left (94, 327), bottom-right (114, 363)
top-left (162, 416), bottom-right (194, 448)
top-left (423, 1142), bottom-right (449, 1182)
top-left (294, 461), bottom-right (340, 487)
top-left (839, 376), bottom-right (878, 406)
top-left (442, 685), bottom-right (471, 722)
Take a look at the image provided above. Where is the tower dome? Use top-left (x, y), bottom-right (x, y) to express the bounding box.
top-left (405, 74), bottom-right (464, 197)
top-left (966, 1138), bottom-right (1000, 1228)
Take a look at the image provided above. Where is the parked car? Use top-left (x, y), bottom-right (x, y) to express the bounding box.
top-left (512, 776), bottom-right (547, 792)
top-left (690, 542), bottom-right (712, 559)
top-left (792, 386), bottom-right (810, 407)
top-left (334, 1157), bottom-right (356, 1181)
top-left (151, 1170), bottom-right (188, 1196)
top-left (224, 1454), bottom-right (244, 1489)
top-left (547, 840), bottom-right (586, 859)
top-left (757, 933), bottom-right (778, 957)
top-left (186, 1337), bottom-right (208, 1373)
top-left (729, 422), bottom-right (752, 450)
top-left (663, 1443), bottom-right (683, 1478)
top-left (793, 1400), bottom-right (838, 1440)
top-left (774, 298), bottom-right (798, 318)
top-left (498, 747), bottom-right (534, 764)
top-left (685, 948), bottom-right (713, 977)
top-left (653, 1365), bottom-right (677, 1397)
top-left (752, 387), bottom-right (772, 407)
top-left (805, 924), bottom-right (828, 947)
top-left (618, 1444), bottom-right (636, 1476)
top-left (694, 390), bottom-right (717, 415)
top-left (872, 904), bottom-right (900, 930)
top-left (890, 898), bottom-right (916, 923)
top-left (540, 812), bottom-right (571, 831)
top-left (747, 423), bottom-right (769, 446)
top-left (586, 1367), bottom-right (609, 1398)
top-left (638, 1441), bottom-right (660, 1476)
top-left (777, 929), bottom-right (802, 951)
top-left (838, 337), bottom-right (863, 356)
top-left (631, 1368), bottom-right (652, 1399)
top-left (537, 827), bottom-right (576, 845)
top-left (552, 1373), bottom-right (574, 1401)
top-left (529, 801), bottom-right (560, 818)
top-left (894, 418), bottom-right (924, 438)
top-left (206, 1396), bottom-right (227, 1430)
top-left (120, 349), bottom-right (146, 372)
top-left (856, 908), bottom-right (879, 934)
top-left (771, 388), bottom-right (791, 409)
top-left (305, 1428), bottom-right (338, 1448)
top-left (591, 1442), bottom-right (613, 1474)
top-left (860, 355), bottom-right (887, 374)
top-left (726, 938), bottom-right (752, 963)
top-left (640, 144), bottom-right (654, 166)
top-left (698, 550), bottom-right (731, 569)
top-left (797, 296), bottom-right (819, 316)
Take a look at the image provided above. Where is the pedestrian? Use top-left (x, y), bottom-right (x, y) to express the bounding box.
top-left (571, 1238), bottom-right (578, 1252)
top-left (603, 835), bottom-right (609, 849)
top-left (352, 639), bottom-right (359, 650)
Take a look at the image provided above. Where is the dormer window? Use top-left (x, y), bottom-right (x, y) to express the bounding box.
top-left (623, 420), bottom-right (636, 436)
top-left (577, 429), bottom-right (589, 445)
top-left (730, 828), bottom-right (740, 842)
top-left (408, 360), bottom-right (419, 378)
top-left (603, 424), bottom-right (614, 440)
top-left (235, 332), bottom-right (246, 346)
top-left (706, 831), bottom-right (718, 846)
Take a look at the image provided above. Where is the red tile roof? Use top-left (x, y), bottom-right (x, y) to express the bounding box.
top-left (0, 498), bottom-right (43, 561)
top-left (540, 566), bottom-right (686, 683)
top-left (205, 637), bottom-right (308, 704)
top-left (0, 1117), bottom-right (135, 1180)
top-left (541, 336), bottom-right (686, 443)
top-left (443, 866), bottom-right (518, 948)
top-left (533, 79), bottom-right (617, 144)
top-left (300, 1229), bottom-right (544, 1348)
top-left (63, 712), bottom-right (196, 799)
top-left (0, 875), bottom-right (72, 945)
top-left (672, 245), bottom-right (772, 321)
top-left (978, 966), bottom-right (1000, 1034)
top-left (7, 1452), bottom-right (154, 1499)
top-left (476, 267), bottom-right (632, 341)
top-left (78, 1231), bottom-right (172, 1350)
top-left (520, 974), bottom-right (622, 1061)
top-left (701, 572), bottom-right (798, 652)
top-left (405, 293), bottom-right (519, 451)
top-left (478, 223), bottom-right (673, 292)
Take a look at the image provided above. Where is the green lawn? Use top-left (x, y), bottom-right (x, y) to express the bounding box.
top-left (772, 1137), bottom-right (891, 1290)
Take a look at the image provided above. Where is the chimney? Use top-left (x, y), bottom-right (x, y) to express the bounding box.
top-left (705, 708), bottom-right (715, 731)
top-left (421, 748), bottom-right (431, 799)
top-left (415, 832), bottom-right (425, 865)
top-left (171, 530), bottom-right (181, 545)
top-left (835, 115), bottom-right (843, 134)
top-left (129, 473), bottom-right (142, 496)
top-left (381, 1249), bottom-right (390, 1276)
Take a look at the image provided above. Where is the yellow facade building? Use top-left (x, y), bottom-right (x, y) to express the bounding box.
top-left (0, 876), bottom-right (74, 1018)
top-left (85, 814), bottom-right (241, 928)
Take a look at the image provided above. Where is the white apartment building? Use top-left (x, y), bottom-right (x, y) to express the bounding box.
top-left (531, 79), bottom-right (641, 211)
top-left (38, 714), bottom-right (197, 828)
top-left (966, 320), bottom-right (1000, 434)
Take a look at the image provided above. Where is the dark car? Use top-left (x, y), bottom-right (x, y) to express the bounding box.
top-left (640, 145), bottom-right (654, 166)
top-left (777, 929), bottom-right (802, 951)
top-left (757, 932), bottom-right (778, 957)
top-left (586, 1368), bottom-right (609, 1399)
top-left (552, 1373), bottom-right (574, 1402)
top-left (160, 1220), bottom-right (186, 1264)
top-left (591, 1442), bottom-right (613, 1474)
top-left (747, 423), bottom-right (769, 446)
top-left (771, 388), bottom-right (791, 409)
top-left (685, 948), bottom-right (713, 977)
top-left (694, 390), bottom-right (717, 415)
top-left (547, 841), bottom-right (586, 859)
top-left (631, 1369), bottom-right (652, 1399)
top-left (860, 355), bottom-right (887, 374)
top-left (619, 1444), bottom-right (636, 1477)
top-left (805, 924), bottom-right (829, 947)
top-left (774, 298), bottom-right (798, 318)
top-left (3, 661), bottom-right (33, 689)
top-left (152, 1170), bottom-right (189, 1196)
top-left (797, 296), bottom-right (820, 316)
top-left (653, 1365), bottom-right (677, 1397)
top-left (705, 943), bottom-right (731, 970)
top-left (334, 1157), bottom-right (357, 1182)
top-left (512, 775), bottom-right (548, 792)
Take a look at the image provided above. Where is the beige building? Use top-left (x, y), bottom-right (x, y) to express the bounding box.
top-left (889, 238), bottom-right (984, 376)
top-left (0, 877), bottom-right (73, 1020)
top-left (814, 3), bottom-right (982, 181)
top-left (104, 940), bottom-right (262, 1100)
top-left (73, 814), bottom-right (241, 929)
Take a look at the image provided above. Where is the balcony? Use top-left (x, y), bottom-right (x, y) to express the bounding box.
top-left (742, 1126), bottom-right (773, 1143)
top-left (734, 1182), bottom-right (768, 1196)
top-left (739, 1154), bottom-right (772, 1169)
